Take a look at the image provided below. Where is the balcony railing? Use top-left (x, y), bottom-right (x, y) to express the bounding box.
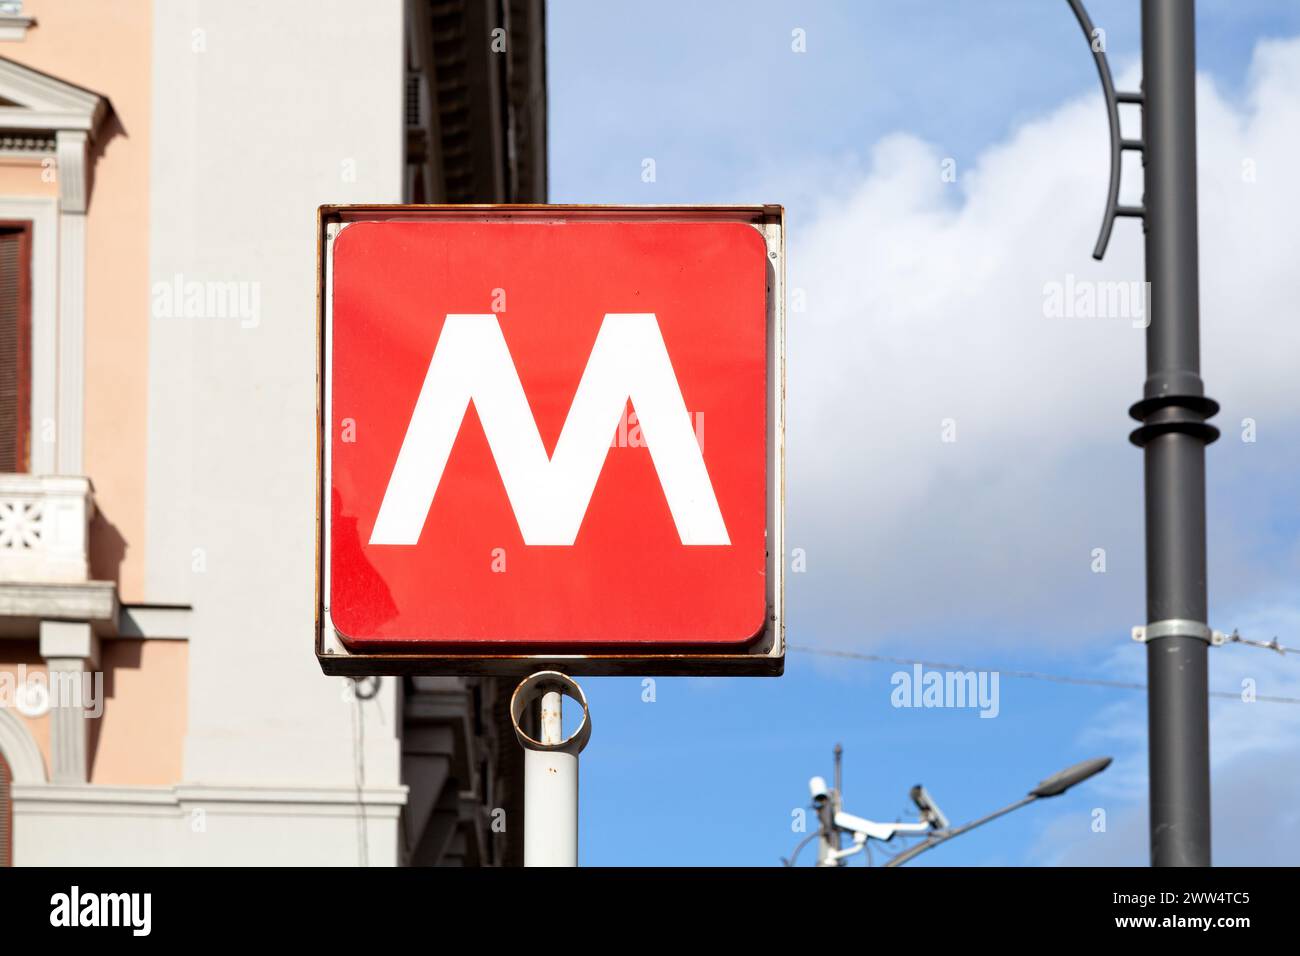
top-left (0, 474), bottom-right (95, 584)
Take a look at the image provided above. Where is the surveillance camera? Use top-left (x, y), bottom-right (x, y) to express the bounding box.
top-left (809, 775), bottom-right (830, 808)
top-left (910, 784), bottom-right (949, 830)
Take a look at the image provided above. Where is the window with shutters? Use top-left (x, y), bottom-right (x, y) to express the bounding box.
top-left (0, 222), bottom-right (31, 472)
top-left (0, 749), bottom-right (11, 866)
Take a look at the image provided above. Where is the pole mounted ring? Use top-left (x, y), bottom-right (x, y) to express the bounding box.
top-left (510, 670), bottom-right (592, 756)
top-left (1066, 0), bottom-right (1145, 260)
top-left (1132, 619), bottom-right (1227, 646)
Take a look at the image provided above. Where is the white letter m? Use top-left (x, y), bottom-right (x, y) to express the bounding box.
top-left (368, 313), bottom-right (730, 546)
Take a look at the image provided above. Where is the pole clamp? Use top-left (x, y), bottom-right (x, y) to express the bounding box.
top-left (509, 670), bottom-right (592, 756)
top-left (1131, 619), bottom-right (1226, 646)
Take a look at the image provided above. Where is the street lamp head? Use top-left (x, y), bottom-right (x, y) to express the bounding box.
top-left (1029, 756), bottom-right (1113, 798)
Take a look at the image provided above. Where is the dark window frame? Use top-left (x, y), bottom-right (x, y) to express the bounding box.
top-left (0, 749), bottom-right (11, 867)
top-left (0, 219), bottom-right (33, 473)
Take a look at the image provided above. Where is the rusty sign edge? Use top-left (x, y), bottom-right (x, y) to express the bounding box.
top-left (315, 204), bottom-right (785, 677)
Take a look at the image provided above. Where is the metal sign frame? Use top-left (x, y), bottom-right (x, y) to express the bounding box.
top-left (315, 204), bottom-right (784, 676)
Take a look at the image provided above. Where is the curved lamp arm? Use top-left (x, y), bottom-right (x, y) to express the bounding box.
top-left (882, 795), bottom-right (1036, 868)
top-left (883, 757), bottom-right (1113, 867)
top-left (1065, 0), bottom-right (1146, 260)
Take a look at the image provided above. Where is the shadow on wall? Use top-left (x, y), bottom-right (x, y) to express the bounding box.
top-left (85, 637), bottom-right (140, 781)
top-left (88, 508), bottom-right (127, 586)
top-left (85, 105), bottom-right (124, 211)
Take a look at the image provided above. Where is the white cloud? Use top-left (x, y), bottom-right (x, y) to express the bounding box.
top-left (784, 38), bottom-right (1300, 652)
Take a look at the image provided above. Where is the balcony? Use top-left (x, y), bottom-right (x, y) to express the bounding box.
top-left (0, 474), bottom-right (95, 584)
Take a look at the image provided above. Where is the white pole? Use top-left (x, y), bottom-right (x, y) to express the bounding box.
top-left (511, 672), bottom-right (590, 868)
top-left (524, 691), bottom-right (579, 866)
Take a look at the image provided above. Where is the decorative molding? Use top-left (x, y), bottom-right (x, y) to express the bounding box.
top-left (0, 580), bottom-right (117, 628)
top-left (13, 783), bottom-right (409, 817)
top-left (55, 209), bottom-right (86, 473)
top-left (116, 604), bottom-right (193, 640)
top-left (0, 55), bottom-right (104, 129)
top-left (0, 595), bottom-right (192, 643)
top-left (43, 657), bottom-right (88, 783)
top-left (13, 783), bottom-right (176, 806)
top-left (55, 131), bottom-right (91, 477)
top-left (38, 618), bottom-right (97, 661)
top-left (174, 784), bottom-right (409, 810)
top-left (0, 705), bottom-right (46, 783)
top-left (53, 129), bottom-right (86, 211)
top-left (0, 16), bottom-right (35, 44)
top-left (0, 109), bottom-right (96, 132)
top-left (0, 56), bottom-right (108, 476)
top-left (37, 620), bottom-right (97, 786)
top-left (0, 132), bottom-right (52, 152)
top-left (0, 473), bottom-right (95, 583)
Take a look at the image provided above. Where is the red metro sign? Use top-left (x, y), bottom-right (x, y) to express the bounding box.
top-left (316, 206), bottom-right (784, 675)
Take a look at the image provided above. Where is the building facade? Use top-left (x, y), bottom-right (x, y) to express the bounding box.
top-left (0, 0), bottom-right (544, 866)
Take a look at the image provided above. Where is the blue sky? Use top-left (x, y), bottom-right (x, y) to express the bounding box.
top-left (547, 1), bottom-right (1300, 866)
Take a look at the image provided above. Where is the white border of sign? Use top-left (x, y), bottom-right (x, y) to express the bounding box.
top-left (316, 205), bottom-right (784, 676)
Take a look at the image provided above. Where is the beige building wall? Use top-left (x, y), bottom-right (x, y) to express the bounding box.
top-left (0, 647), bottom-right (48, 768)
top-left (0, 162), bottom-right (55, 196)
top-left (89, 640), bottom-right (186, 786)
top-left (0, 0), bottom-right (409, 865)
top-left (0, 2), bottom-right (184, 795)
top-left (4, 0), bottom-right (153, 601)
top-left (0, 643), bottom-right (186, 786)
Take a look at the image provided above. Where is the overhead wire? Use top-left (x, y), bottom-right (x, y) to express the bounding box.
top-left (788, 644), bottom-right (1300, 705)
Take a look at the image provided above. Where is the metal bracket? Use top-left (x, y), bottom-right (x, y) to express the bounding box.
top-left (1132, 620), bottom-right (1227, 646)
top-left (1066, 0), bottom-right (1145, 260)
top-left (509, 670), bottom-right (592, 756)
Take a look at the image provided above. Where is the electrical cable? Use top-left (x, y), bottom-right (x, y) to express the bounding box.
top-left (789, 644), bottom-right (1300, 705)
